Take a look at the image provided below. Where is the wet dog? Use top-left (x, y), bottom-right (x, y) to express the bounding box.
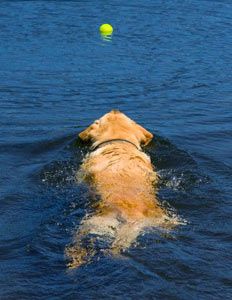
top-left (66, 110), bottom-right (178, 268)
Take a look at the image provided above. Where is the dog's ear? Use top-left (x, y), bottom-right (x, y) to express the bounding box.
top-left (137, 124), bottom-right (153, 146)
top-left (79, 119), bottom-right (101, 142)
top-left (79, 126), bottom-right (91, 141)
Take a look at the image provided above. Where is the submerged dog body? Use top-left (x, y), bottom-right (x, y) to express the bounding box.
top-left (66, 110), bottom-right (176, 268)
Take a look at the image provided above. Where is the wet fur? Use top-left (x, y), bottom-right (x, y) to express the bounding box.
top-left (66, 110), bottom-right (178, 268)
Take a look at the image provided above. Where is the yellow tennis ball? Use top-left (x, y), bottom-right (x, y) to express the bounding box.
top-left (99, 24), bottom-right (113, 34)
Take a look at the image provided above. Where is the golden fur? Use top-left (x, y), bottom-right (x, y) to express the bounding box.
top-left (66, 110), bottom-right (178, 268)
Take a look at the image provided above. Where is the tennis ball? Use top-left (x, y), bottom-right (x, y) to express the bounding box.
top-left (99, 24), bottom-right (113, 34)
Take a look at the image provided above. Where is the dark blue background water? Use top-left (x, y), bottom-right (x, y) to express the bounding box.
top-left (1, 1), bottom-right (232, 299)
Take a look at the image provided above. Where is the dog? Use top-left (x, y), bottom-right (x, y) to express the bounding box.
top-left (66, 110), bottom-right (178, 268)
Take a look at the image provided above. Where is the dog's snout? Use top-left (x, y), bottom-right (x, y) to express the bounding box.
top-left (111, 109), bottom-right (120, 114)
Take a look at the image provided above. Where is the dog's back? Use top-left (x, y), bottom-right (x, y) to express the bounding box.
top-left (80, 142), bottom-right (163, 221)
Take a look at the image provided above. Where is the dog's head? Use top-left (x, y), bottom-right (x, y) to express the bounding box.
top-left (79, 110), bottom-right (153, 148)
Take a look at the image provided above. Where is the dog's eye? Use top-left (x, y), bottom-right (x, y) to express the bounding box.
top-left (94, 121), bottom-right (99, 125)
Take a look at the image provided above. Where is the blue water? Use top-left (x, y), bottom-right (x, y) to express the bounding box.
top-left (1, 0), bottom-right (232, 299)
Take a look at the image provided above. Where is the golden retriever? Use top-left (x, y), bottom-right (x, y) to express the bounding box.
top-left (66, 110), bottom-right (178, 268)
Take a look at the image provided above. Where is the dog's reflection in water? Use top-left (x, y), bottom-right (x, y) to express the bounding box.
top-left (66, 110), bottom-right (180, 268)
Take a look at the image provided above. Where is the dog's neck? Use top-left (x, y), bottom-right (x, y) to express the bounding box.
top-left (91, 139), bottom-right (141, 152)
